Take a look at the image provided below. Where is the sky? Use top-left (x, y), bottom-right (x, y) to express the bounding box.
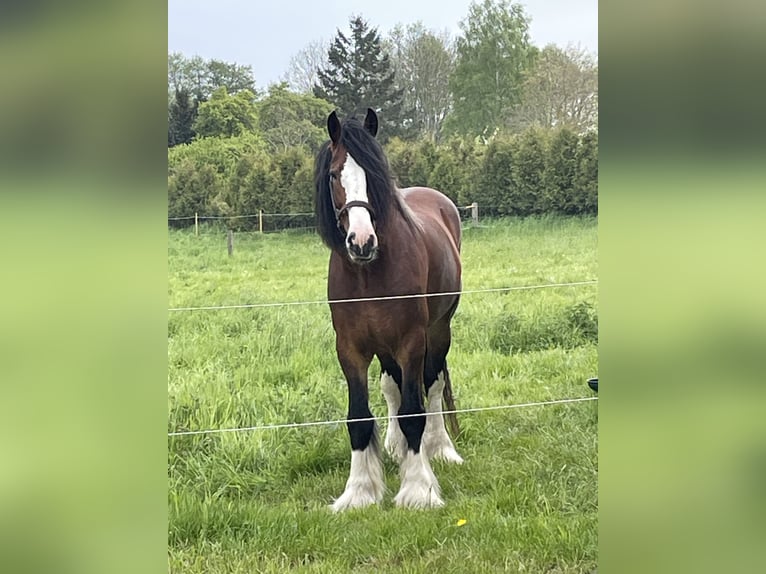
top-left (168, 0), bottom-right (598, 89)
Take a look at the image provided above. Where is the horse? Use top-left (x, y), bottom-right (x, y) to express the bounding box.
top-left (314, 108), bottom-right (464, 511)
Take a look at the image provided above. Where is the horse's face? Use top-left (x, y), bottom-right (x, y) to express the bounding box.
top-left (327, 110), bottom-right (379, 264)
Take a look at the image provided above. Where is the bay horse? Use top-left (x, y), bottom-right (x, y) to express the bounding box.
top-left (314, 108), bottom-right (463, 511)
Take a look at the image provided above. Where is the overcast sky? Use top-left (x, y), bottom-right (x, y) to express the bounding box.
top-left (168, 0), bottom-right (597, 89)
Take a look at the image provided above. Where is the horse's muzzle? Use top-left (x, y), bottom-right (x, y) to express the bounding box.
top-left (347, 232), bottom-right (378, 263)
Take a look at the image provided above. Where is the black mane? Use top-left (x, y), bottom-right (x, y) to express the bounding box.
top-left (314, 115), bottom-right (398, 251)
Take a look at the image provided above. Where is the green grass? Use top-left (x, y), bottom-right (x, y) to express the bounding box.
top-left (168, 216), bottom-right (598, 573)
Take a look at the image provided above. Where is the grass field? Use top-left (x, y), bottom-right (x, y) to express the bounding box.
top-left (168, 216), bottom-right (598, 573)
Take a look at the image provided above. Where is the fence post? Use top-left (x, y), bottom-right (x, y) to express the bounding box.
top-left (471, 202), bottom-right (479, 226)
top-left (227, 229), bottom-right (233, 257)
top-left (259, 209), bottom-right (263, 234)
top-left (194, 213), bottom-right (198, 236)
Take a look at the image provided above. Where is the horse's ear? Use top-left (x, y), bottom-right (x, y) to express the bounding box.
top-left (328, 111), bottom-right (341, 144)
top-left (364, 108), bottom-right (378, 137)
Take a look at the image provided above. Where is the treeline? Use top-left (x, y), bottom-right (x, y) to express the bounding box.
top-left (168, 126), bottom-right (597, 229)
top-left (387, 128), bottom-right (597, 216)
top-left (169, 0), bottom-right (598, 227)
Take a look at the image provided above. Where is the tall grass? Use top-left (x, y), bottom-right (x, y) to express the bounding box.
top-left (168, 216), bottom-right (598, 573)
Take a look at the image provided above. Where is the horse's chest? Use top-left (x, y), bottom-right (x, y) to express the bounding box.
top-left (330, 299), bottom-right (425, 351)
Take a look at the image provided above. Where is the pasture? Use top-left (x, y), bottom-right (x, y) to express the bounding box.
top-left (168, 216), bottom-right (598, 573)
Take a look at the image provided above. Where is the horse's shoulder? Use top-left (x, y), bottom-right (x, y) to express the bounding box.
top-left (398, 187), bottom-right (461, 252)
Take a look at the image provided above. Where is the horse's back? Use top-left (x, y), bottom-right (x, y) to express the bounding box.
top-left (400, 187), bottom-right (462, 323)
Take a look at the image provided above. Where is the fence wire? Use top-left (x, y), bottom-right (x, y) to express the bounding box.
top-left (168, 396), bottom-right (598, 437)
top-left (168, 280), bottom-right (597, 312)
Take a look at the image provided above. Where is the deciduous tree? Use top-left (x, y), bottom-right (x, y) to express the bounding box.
top-left (168, 53), bottom-right (255, 102)
top-left (257, 83), bottom-right (333, 152)
top-left (193, 87), bottom-right (258, 139)
top-left (447, 0), bottom-right (536, 136)
top-left (282, 39), bottom-right (329, 94)
top-left (387, 23), bottom-right (455, 141)
top-left (513, 44), bottom-right (598, 132)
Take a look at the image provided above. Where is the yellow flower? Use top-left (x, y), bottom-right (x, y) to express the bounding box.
top-left (456, 519), bottom-right (467, 527)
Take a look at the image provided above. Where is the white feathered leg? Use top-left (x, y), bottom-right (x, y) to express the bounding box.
top-left (331, 442), bottom-right (385, 512)
top-left (394, 448), bottom-right (444, 508)
top-left (422, 372), bottom-right (463, 464)
top-left (380, 372), bottom-right (407, 462)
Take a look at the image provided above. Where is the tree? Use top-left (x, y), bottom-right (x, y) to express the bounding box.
top-left (168, 52), bottom-right (189, 100)
top-left (574, 130), bottom-right (598, 214)
top-left (384, 138), bottom-right (438, 188)
top-left (168, 53), bottom-right (255, 102)
top-left (474, 137), bottom-right (516, 215)
top-left (314, 15), bottom-right (408, 141)
top-left (168, 87), bottom-right (197, 147)
top-left (282, 39), bottom-right (330, 94)
top-left (205, 59), bottom-right (256, 97)
top-left (447, 0), bottom-right (537, 136)
top-left (256, 83), bottom-right (333, 152)
top-left (193, 87), bottom-right (258, 139)
top-left (168, 161), bottom-right (224, 219)
top-left (387, 23), bottom-right (455, 141)
top-left (226, 153), bottom-right (278, 228)
top-left (428, 136), bottom-right (482, 204)
top-left (225, 147), bottom-right (315, 230)
top-left (544, 127), bottom-right (579, 213)
top-left (168, 132), bottom-right (268, 224)
top-left (513, 44), bottom-right (598, 132)
top-left (510, 127), bottom-right (548, 214)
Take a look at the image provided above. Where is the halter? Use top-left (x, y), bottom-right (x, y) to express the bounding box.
top-left (329, 177), bottom-right (376, 232)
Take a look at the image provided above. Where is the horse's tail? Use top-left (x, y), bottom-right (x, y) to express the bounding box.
top-left (442, 362), bottom-right (460, 438)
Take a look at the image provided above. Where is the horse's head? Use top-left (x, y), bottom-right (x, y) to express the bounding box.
top-left (326, 108), bottom-right (380, 264)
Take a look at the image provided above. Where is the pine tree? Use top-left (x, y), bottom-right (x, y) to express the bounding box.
top-left (168, 88), bottom-right (197, 147)
top-left (574, 130), bottom-right (598, 214)
top-left (511, 127), bottom-right (548, 214)
top-left (314, 16), bottom-right (409, 142)
top-left (544, 127), bottom-right (579, 214)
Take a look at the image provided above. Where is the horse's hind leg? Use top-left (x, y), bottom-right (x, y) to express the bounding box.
top-left (378, 354), bottom-right (407, 462)
top-left (423, 322), bottom-right (463, 464)
top-left (331, 344), bottom-right (384, 512)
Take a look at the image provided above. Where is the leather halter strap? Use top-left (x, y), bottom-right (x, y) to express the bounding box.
top-left (330, 179), bottom-right (376, 231)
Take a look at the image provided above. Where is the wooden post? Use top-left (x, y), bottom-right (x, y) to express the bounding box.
top-left (227, 229), bottom-right (233, 257)
top-left (194, 213), bottom-right (198, 236)
top-left (259, 209), bottom-right (263, 234)
top-left (471, 202), bottom-right (479, 226)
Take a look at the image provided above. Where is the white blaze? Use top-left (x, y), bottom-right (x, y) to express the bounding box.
top-left (340, 154), bottom-right (375, 246)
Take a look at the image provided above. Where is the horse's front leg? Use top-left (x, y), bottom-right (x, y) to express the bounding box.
top-left (331, 344), bottom-right (384, 512)
top-left (393, 329), bottom-right (444, 509)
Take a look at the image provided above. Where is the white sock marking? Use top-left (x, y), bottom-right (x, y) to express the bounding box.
top-left (423, 372), bottom-right (463, 464)
top-left (394, 449), bottom-right (444, 509)
top-left (380, 372), bottom-right (407, 462)
top-left (331, 443), bottom-right (385, 512)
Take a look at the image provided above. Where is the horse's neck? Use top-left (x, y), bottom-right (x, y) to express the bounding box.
top-left (381, 189), bottom-right (421, 243)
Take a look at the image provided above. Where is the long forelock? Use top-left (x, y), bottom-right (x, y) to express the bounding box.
top-left (339, 118), bottom-right (394, 227)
